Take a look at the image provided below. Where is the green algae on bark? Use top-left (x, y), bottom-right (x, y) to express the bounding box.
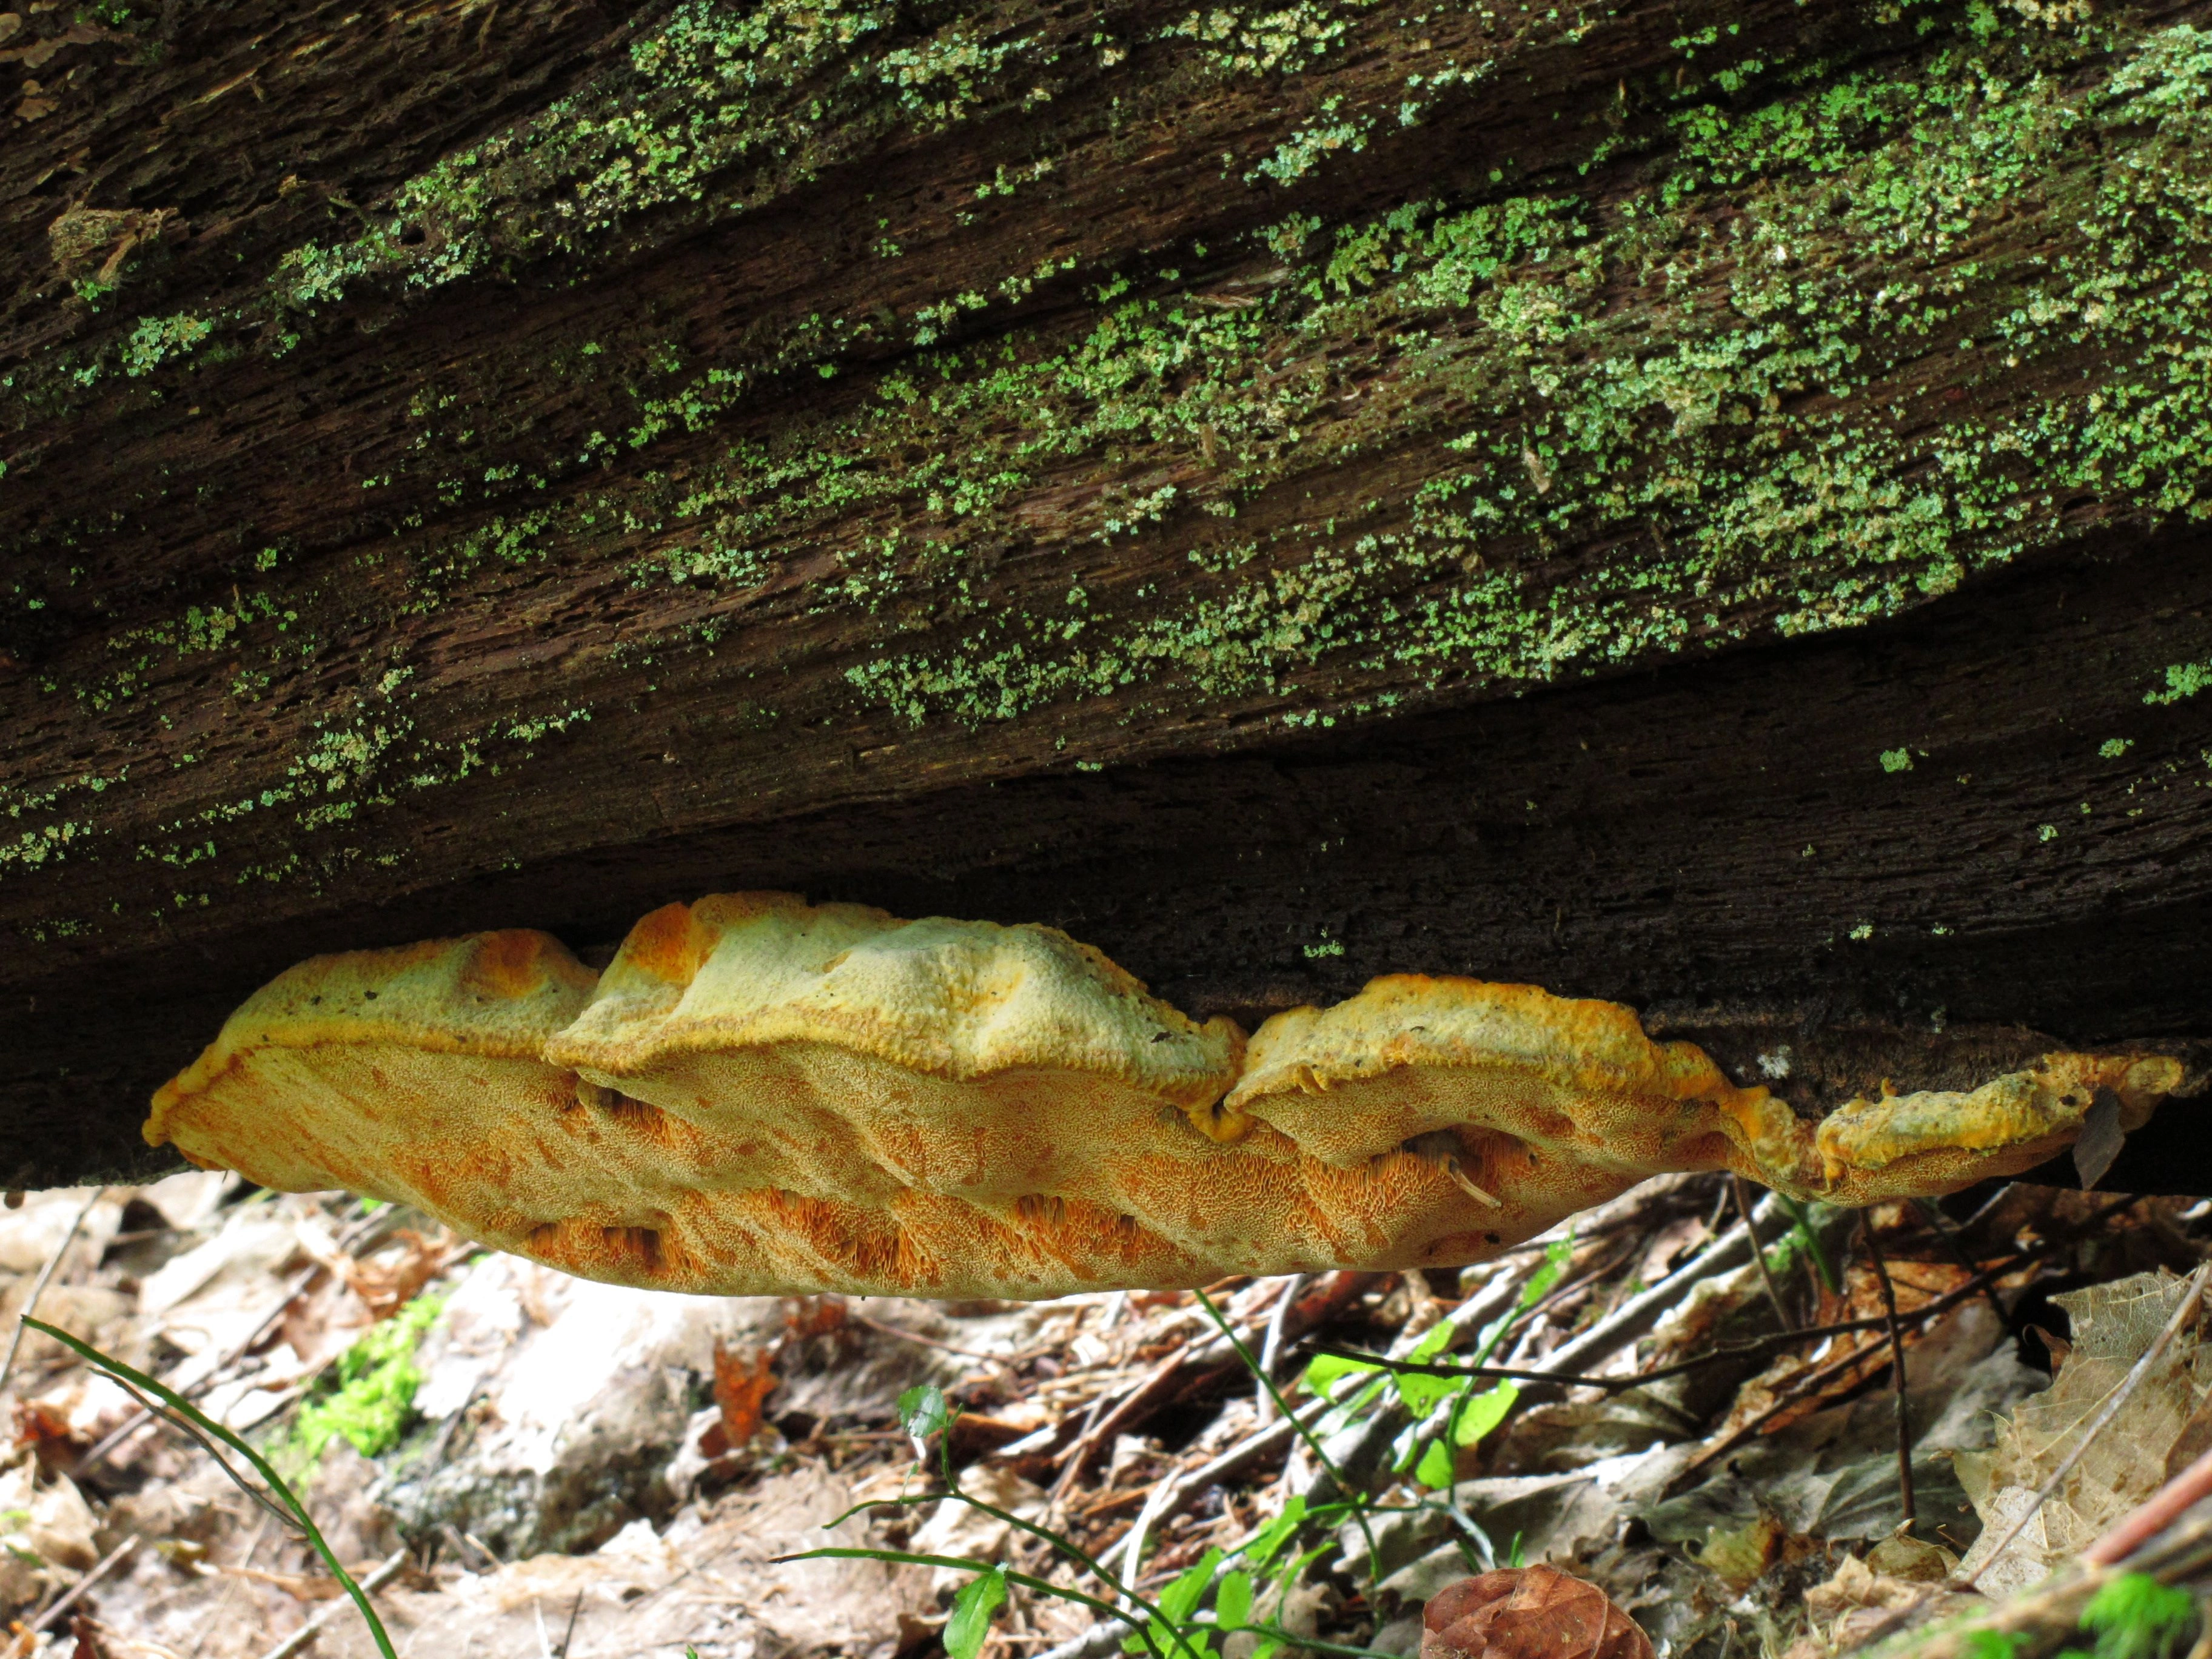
top-left (3, 0), bottom-right (2212, 967)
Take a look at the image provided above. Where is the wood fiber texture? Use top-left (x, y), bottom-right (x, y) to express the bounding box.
top-left (4, 0), bottom-right (2211, 1188)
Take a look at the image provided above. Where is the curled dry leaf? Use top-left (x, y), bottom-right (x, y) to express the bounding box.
top-left (1956, 1269), bottom-right (2212, 1594)
top-left (1420, 1564), bottom-right (1655, 1659)
top-left (710, 1342), bottom-right (778, 1452)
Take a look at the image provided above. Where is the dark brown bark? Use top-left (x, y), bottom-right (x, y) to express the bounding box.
top-left (3, 0), bottom-right (2209, 1188)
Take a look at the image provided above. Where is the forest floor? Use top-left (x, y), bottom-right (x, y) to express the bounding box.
top-left (2, 1173), bottom-right (2209, 1659)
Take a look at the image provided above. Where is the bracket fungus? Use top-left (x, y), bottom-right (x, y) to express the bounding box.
top-left (146, 893), bottom-right (2189, 1300)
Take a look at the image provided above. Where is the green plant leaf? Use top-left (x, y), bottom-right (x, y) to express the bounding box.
top-left (1161, 1546), bottom-right (1225, 1624)
top-left (1414, 1437), bottom-right (1456, 1489)
top-left (1522, 1235), bottom-right (1574, 1309)
top-left (1780, 1197), bottom-right (1842, 1292)
top-left (293, 1292), bottom-right (445, 1463)
top-left (1409, 1321), bottom-right (1458, 1362)
top-left (1241, 1496), bottom-right (1307, 1573)
top-left (1272, 1543), bottom-right (1332, 1607)
top-left (946, 1568), bottom-right (1008, 1659)
top-left (897, 1382), bottom-right (952, 1441)
top-left (1217, 1569), bottom-right (1255, 1631)
top-left (1302, 1352), bottom-right (1382, 1394)
top-left (1467, 1233), bottom-right (1575, 1366)
top-left (1393, 1369), bottom-right (1466, 1416)
top-left (1392, 1318), bottom-right (1469, 1413)
top-left (2081, 1572), bottom-right (2199, 1659)
top-left (1453, 1381), bottom-right (1519, 1446)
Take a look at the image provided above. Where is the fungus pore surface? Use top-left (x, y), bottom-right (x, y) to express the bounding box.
top-left (144, 894), bottom-right (2188, 1298)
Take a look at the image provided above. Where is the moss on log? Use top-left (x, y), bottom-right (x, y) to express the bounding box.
top-left (2, 0), bottom-right (2208, 1187)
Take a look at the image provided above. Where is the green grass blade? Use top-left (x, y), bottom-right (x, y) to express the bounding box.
top-left (779, 1547), bottom-right (1203, 1659)
top-left (26, 1317), bottom-right (398, 1659)
top-left (1194, 1289), bottom-right (1382, 1587)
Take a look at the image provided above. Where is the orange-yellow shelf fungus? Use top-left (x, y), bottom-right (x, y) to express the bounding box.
top-left (146, 894), bottom-right (2188, 1300)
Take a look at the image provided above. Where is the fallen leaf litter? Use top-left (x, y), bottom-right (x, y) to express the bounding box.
top-left (1, 1174), bottom-right (2211, 1658)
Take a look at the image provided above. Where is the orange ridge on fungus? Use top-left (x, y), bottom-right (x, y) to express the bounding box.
top-left (143, 893), bottom-right (2194, 1299)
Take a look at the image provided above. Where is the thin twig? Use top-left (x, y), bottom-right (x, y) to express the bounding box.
top-left (2086, 1438), bottom-right (2212, 1567)
top-left (1960, 1260), bottom-right (2212, 1589)
top-left (1736, 1175), bottom-right (1794, 1334)
top-left (78, 1199), bottom-right (399, 1472)
top-left (1911, 1198), bottom-right (2010, 1325)
top-left (1309, 1238), bottom-right (2042, 1392)
top-left (1255, 1274), bottom-right (1306, 1428)
top-left (1859, 1209), bottom-right (1916, 1532)
top-left (850, 1313), bottom-right (1052, 1364)
top-left (253, 1549), bottom-right (409, 1659)
top-left (28, 1533), bottom-right (139, 1632)
top-left (1672, 1225), bottom-right (2123, 1489)
top-left (0, 1187), bottom-right (107, 1393)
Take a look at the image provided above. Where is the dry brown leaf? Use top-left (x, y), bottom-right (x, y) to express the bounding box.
top-left (1956, 1268), bottom-right (2212, 1593)
top-left (1419, 1564), bottom-right (1655, 1659)
top-left (781, 1295), bottom-right (850, 1342)
top-left (1709, 1256), bottom-right (1978, 1445)
top-left (712, 1343), bottom-right (778, 1451)
top-left (345, 1226), bottom-right (463, 1319)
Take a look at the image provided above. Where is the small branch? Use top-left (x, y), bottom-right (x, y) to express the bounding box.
top-left (850, 1313), bottom-right (1050, 1363)
top-left (0, 1187), bottom-right (107, 1393)
top-left (1307, 1239), bottom-right (2041, 1393)
top-left (1255, 1274), bottom-right (1305, 1428)
top-left (254, 1549), bottom-right (409, 1659)
top-left (1859, 1209), bottom-right (1915, 1533)
top-left (28, 1533), bottom-right (139, 1633)
top-left (1737, 1175), bottom-right (1794, 1334)
top-left (1960, 1259), bottom-right (2212, 1589)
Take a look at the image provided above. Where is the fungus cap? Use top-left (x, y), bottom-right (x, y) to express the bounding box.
top-left (145, 930), bottom-right (600, 1202)
top-left (145, 896), bottom-right (2188, 1300)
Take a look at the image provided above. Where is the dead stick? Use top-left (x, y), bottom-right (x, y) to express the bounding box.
top-left (1737, 1175), bottom-right (1794, 1334)
top-left (1311, 1236), bottom-right (2047, 1392)
top-left (253, 1549), bottom-right (409, 1659)
top-left (0, 1187), bottom-right (107, 1393)
top-left (2086, 1440), bottom-right (2212, 1567)
top-left (1255, 1274), bottom-right (1306, 1428)
top-left (850, 1313), bottom-right (1052, 1364)
top-left (1860, 1209), bottom-right (1915, 1533)
top-left (28, 1533), bottom-right (139, 1633)
top-left (1961, 1259), bottom-right (2212, 1589)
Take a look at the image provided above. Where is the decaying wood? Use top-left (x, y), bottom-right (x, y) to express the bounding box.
top-left (4, 0), bottom-right (2210, 1188)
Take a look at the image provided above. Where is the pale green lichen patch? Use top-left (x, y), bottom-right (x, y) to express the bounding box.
top-left (802, 17), bottom-right (2212, 729)
top-left (10, 2), bottom-right (2212, 938)
top-left (311, 4), bottom-right (2212, 746)
top-left (121, 312), bottom-right (215, 378)
top-left (267, 0), bottom-right (1045, 312)
top-left (2147, 661), bottom-right (2212, 705)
